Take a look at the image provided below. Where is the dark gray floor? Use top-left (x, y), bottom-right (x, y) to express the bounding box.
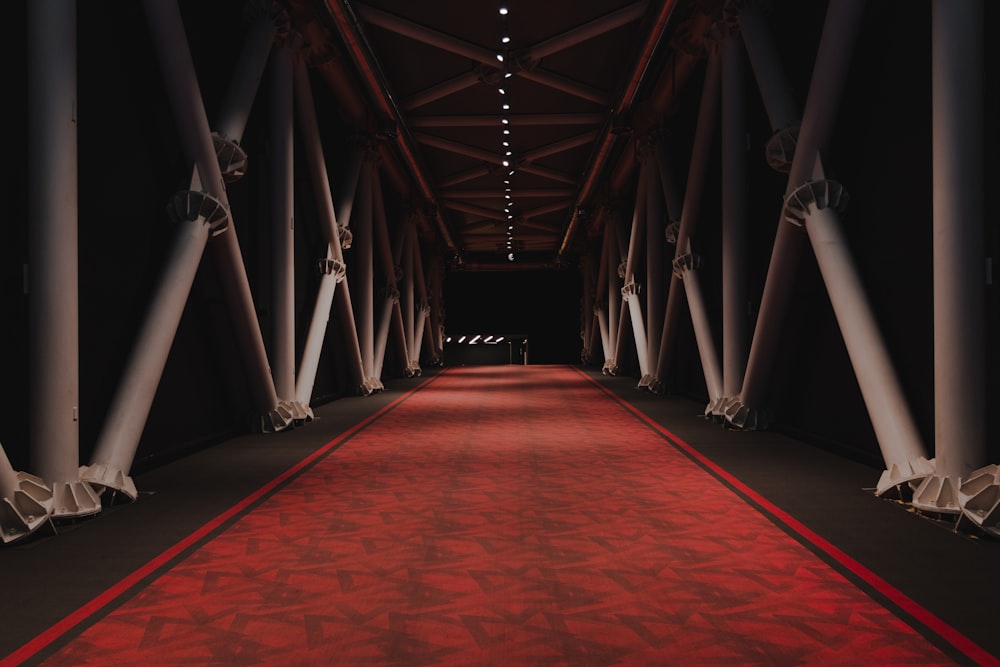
top-left (1, 366), bottom-right (996, 665)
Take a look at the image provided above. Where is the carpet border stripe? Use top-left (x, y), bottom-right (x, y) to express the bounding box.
top-left (572, 365), bottom-right (998, 667)
top-left (0, 372), bottom-right (444, 667)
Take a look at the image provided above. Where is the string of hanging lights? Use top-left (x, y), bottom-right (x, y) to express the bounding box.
top-left (498, 3), bottom-right (515, 261)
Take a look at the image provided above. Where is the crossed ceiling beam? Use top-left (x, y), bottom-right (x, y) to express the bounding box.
top-left (415, 130), bottom-right (596, 165)
top-left (441, 200), bottom-right (568, 225)
top-left (322, 0), bottom-right (458, 252)
top-left (441, 188), bottom-right (574, 199)
top-left (338, 0), bottom-right (680, 263)
top-left (355, 1), bottom-right (643, 108)
top-left (409, 113), bottom-right (604, 128)
top-left (520, 1), bottom-right (649, 62)
top-left (414, 131), bottom-right (587, 187)
top-left (402, 71), bottom-right (482, 111)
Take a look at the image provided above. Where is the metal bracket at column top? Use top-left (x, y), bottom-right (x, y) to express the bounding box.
top-left (672, 252), bottom-right (701, 277)
top-left (621, 281), bottom-right (641, 297)
top-left (244, 0), bottom-right (289, 32)
top-left (782, 178), bottom-right (849, 227)
top-left (765, 124), bottom-right (799, 173)
top-left (382, 286), bottom-right (400, 304)
top-left (664, 221), bottom-right (681, 245)
top-left (339, 224), bottom-right (353, 249)
top-left (211, 133), bottom-right (248, 182)
top-left (318, 257), bottom-right (347, 281)
top-left (167, 190), bottom-right (230, 236)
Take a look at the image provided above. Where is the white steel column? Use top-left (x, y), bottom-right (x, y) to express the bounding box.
top-left (594, 222), bottom-right (612, 366)
top-left (410, 227), bottom-right (431, 373)
top-left (920, 0), bottom-right (987, 516)
top-left (10, 0), bottom-right (71, 533)
top-left (355, 157), bottom-right (380, 395)
top-left (400, 220), bottom-right (416, 372)
top-left (427, 256), bottom-right (445, 365)
top-left (400, 218), bottom-right (423, 377)
top-left (27, 0), bottom-right (101, 518)
top-left (270, 38), bottom-right (306, 420)
top-left (720, 29), bottom-right (748, 412)
top-left (736, 3), bottom-right (800, 167)
top-left (370, 170), bottom-right (396, 387)
top-left (296, 259), bottom-right (343, 404)
top-left (600, 218), bottom-right (617, 374)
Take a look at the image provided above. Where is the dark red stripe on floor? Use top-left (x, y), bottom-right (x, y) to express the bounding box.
top-left (573, 366), bottom-right (998, 667)
top-left (1, 374), bottom-right (439, 667)
top-left (6, 366), bottom-right (986, 665)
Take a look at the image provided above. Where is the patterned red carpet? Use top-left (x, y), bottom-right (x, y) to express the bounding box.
top-left (11, 366), bottom-right (972, 665)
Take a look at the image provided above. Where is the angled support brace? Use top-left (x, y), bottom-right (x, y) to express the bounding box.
top-left (83, 193), bottom-right (229, 500)
top-left (610, 229), bottom-right (628, 375)
top-left (667, 49), bottom-right (724, 412)
top-left (407, 222), bottom-right (432, 375)
top-left (783, 182), bottom-right (932, 497)
top-left (1, 444), bottom-right (54, 545)
top-left (295, 255), bottom-right (345, 406)
top-left (214, 0), bottom-right (288, 144)
top-left (652, 140), bottom-right (686, 393)
top-left (730, 1), bottom-right (800, 173)
top-left (334, 140), bottom-right (369, 393)
top-left (401, 220), bottom-right (417, 374)
top-left (83, 1), bottom-right (288, 499)
top-left (602, 211), bottom-right (621, 375)
top-left (148, 0), bottom-right (288, 431)
top-left (728, 0), bottom-right (851, 430)
top-left (580, 252), bottom-right (597, 364)
top-left (371, 170), bottom-right (408, 382)
top-left (397, 221), bottom-right (416, 376)
top-left (593, 221), bottom-right (613, 367)
top-left (726, 1), bottom-right (812, 429)
top-left (622, 164), bottom-right (650, 381)
top-left (426, 256), bottom-right (446, 365)
top-left (730, 0), bottom-right (933, 496)
top-left (292, 59), bottom-right (357, 404)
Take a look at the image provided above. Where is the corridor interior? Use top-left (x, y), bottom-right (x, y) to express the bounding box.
top-left (1, 366), bottom-right (996, 665)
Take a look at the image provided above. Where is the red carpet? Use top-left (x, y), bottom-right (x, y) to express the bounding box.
top-left (8, 366), bottom-right (977, 665)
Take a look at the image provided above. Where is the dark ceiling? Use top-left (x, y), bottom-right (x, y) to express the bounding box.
top-left (284, 0), bottom-right (714, 270)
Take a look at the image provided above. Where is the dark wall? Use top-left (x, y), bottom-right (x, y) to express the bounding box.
top-left (3, 0), bottom-right (365, 472)
top-left (443, 268), bottom-right (583, 365)
top-left (621, 0), bottom-right (998, 465)
top-left (4, 0), bottom-right (997, 477)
